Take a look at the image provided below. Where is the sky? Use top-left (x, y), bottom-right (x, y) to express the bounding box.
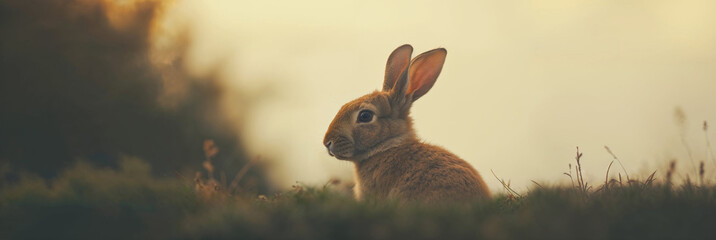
top-left (86, 0), bottom-right (716, 191)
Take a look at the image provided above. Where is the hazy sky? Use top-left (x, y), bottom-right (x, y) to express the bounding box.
top-left (156, 0), bottom-right (716, 191)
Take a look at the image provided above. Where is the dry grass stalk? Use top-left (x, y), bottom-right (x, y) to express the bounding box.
top-left (674, 107), bottom-right (699, 176)
top-left (564, 147), bottom-right (591, 195)
top-left (574, 147), bottom-right (591, 194)
top-left (491, 169), bottom-right (522, 198)
top-left (564, 163), bottom-right (576, 189)
top-left (603, 161), bottom-right (614, 190)
top-left (704, 121), bottom-right (716, 180)
top-left (195, 139), bottom-right (221, 201)
top-left (643, 170), bottom-right (657, 189)
top-left (705, 121), bottom-right (716, 166)
top-left (604, 146), bottom-right (630, 182)
top-left (323, 177), bottom-right (341, 189)
top-left (530, 180), bottom-right (545, 190)
top-left (191, 139), bottom-right (258, 201)
top-left (228, 156), bottom-right (259, 194)
top-left (699, 161), bottom-right (705, 185)
top-left (666, 161), bottom-right (676, 185)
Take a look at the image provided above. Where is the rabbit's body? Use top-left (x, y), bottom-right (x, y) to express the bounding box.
top-left (353, 138), bottom-right (490, 202)
top-left (324, 44), bottom-right (491, 203)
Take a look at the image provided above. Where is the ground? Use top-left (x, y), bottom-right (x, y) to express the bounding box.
top-left (1, 157), bottom-right (715, 240)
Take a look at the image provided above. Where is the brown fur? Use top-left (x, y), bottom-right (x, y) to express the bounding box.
top-left (323, 44), bottom-right (491, 203)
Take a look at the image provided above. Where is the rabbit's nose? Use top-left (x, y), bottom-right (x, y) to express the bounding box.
top-left (324, 141), bottom-right (335, 156)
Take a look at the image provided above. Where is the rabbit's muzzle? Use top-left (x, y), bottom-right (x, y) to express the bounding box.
top-left (324, 141), bottom-right (335, 156)
top-left (323, 135), bottom-right (353, 160)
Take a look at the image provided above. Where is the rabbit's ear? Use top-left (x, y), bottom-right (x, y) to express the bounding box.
top-left (407, 48), bottom-right (447, 102)
top-left (383, 44), bottom-right (413, 92)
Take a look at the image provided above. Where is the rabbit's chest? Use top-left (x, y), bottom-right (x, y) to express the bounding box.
top-left (355, 162), bottom-right (410, 198)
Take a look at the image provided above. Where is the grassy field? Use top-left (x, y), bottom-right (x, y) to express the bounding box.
top-left (2, 156), bottom-right (716, 240)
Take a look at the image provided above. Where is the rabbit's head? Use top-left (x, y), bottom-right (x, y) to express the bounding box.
top-left (323, 44), bottom-right (447, 161)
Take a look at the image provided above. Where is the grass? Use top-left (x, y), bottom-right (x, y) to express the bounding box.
top-left (0, 158), bottom-right (199, 240)
top-left (1, 155), bottom-right (716, 240)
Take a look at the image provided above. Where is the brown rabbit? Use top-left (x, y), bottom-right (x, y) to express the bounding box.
top-left (323, 44), bottom-right (491, 203)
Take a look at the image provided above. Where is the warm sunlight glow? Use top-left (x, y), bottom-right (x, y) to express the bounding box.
top-left (4, 0), bottom-right (716, 238)
top-left (143, 0), bottom-right (716, 191)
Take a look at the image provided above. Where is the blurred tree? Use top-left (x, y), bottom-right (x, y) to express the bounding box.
top-left (0, 0), bottom-right (266, 191)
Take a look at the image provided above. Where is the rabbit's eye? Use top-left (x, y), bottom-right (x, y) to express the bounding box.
top-left (357, 110), bottom-right (374, 123)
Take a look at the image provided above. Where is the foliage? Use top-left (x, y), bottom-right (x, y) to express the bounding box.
top-left (2, 157), bottom-right (716, 240)
top-left (0, 158), bottom-right (198, 240)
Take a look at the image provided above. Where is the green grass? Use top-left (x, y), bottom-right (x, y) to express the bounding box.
top-left (2, 158), bottom-right (716, 240)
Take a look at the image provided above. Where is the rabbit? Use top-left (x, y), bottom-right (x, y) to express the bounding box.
top-left (323, 44), bottom-right (491, 203)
